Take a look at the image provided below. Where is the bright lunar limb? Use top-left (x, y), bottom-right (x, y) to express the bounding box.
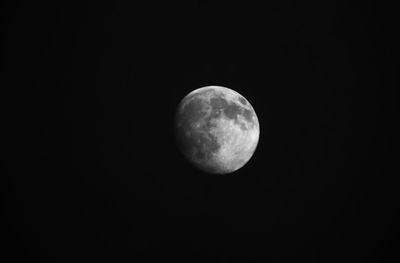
top-left (175, 85), bottom-right (259, 174)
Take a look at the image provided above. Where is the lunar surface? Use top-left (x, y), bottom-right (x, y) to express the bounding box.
top-left (175, 86), bottom-right (259, 174)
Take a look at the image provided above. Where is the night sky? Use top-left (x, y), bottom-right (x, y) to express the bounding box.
top-left (2, 1), bottom-right (398, 262)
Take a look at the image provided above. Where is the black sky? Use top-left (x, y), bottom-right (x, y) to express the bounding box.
top-left (2, 1), bottom-right (399, 262)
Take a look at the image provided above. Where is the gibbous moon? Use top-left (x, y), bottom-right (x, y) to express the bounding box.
top-left (175, 86), bottom-right (259, 174)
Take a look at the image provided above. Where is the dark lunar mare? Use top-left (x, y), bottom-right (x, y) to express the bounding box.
top-left (208, 96), bottom-right (254, 131)
top-left (209, 97), bottom-right (253, 121)
top-left (238, 96), bottom-right (247, 105)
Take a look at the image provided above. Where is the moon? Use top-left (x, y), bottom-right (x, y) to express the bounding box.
top-left (175, 86), bottom-right (259, 174)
